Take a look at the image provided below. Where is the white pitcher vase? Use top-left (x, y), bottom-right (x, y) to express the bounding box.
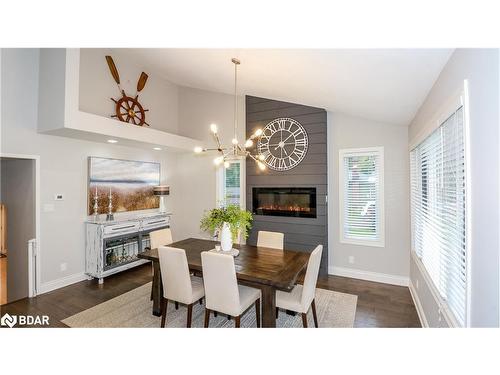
top-left (220, 222), bottom-right (233, 251)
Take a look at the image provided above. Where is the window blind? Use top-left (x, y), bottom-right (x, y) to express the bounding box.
top-left (223, 162), bottom-right (241, 206)
top-left (341, 149), bottom-right (383, 246)
top-left (410, 106), bottom-right (467, 326)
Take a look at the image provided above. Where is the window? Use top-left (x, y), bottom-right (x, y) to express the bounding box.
top-left (339, 147), bottom-right (384, 247)
top-left (410, 106), bottom-right (468, 327)
top-left (216, 160), bottom-right (243, 207)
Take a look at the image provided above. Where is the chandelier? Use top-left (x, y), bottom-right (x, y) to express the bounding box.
top-left (194, 58), bottom-right (266, 171)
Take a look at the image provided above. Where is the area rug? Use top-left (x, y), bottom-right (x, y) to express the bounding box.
top-left (62, 282), bottom-right (357, 328)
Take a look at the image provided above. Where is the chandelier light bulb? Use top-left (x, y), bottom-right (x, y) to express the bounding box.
top-left (214, 156), bottom-right (224, 165)
top-left (258, 161), bottom-right (266, 171)
top-left (245, 139), bottom-right (253, 148)
top-left (210, 123), bottom-right (218, 133)
top-left (231, 138), bottom-right (238, 145)
top-left (224, 161), bottom-right (230, 168)
top-left (254, 128), bottom-right (263, 137)
top-left (258, 154), bottom-right (265, 161)
top-left (194, 146), bottom-right (203, 153)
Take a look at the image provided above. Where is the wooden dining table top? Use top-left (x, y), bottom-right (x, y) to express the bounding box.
top-left (138, 237), bottom-right (310, 291)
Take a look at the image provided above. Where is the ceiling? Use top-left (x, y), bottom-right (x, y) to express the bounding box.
top-left (118, 49), bottom-right (453, 126)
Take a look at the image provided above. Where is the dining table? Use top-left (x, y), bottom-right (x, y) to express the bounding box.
top-left (137, 237), bottom-right (311, 328)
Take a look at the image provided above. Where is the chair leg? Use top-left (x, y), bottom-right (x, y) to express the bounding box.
top-left (187, 303), bottom-right (193, 328)
top-left (214, 311), bottom-right (218, 317)
top-left (276, 307), bottom-right (279, 319)
top-left (204, 308), bottom-right (211, 328)
top-left (227, 315), bottom-right (231, 320)
top-left (235, 315), bottom-right (241, 328)
top-left (255, 299), bottom-right (261, 328)
top-left (161, 298), bottom-right (168, 328)
top-left (199, 298), bottom-right (203, 305)
top-left (301, 312), bottom-right (308, 328)
top-left (175, 301), bottom-right (179, 310)
top-left (311, 299), bottom-right (318, 328)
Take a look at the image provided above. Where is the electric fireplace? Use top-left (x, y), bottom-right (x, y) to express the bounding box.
top-left (252, 187), bottom-right (317, 218)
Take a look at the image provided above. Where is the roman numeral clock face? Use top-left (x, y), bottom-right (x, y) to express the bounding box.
top-left (257, 117), bottom-right (309, 171)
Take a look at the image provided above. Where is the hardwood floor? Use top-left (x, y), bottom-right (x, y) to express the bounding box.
top-left (0, 264), bottom-right (421, 328)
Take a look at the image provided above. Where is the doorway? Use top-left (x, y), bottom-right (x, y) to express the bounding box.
top-left (0, 154), bottom-right (39, 304)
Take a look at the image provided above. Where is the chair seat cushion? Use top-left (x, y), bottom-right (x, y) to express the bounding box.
top-left (276, 285), bottom-right (307, 313)
top-left (190, 276), bottom-right (205, 303)
top-left (237, 285), bottom-right (261, 315)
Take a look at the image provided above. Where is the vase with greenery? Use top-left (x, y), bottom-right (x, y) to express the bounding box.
top-left (200, 204), bottom-right (253, 250)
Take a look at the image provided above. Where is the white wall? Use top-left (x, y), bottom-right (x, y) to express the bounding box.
top-left (328, 112), bottom-right (410, 284)
top-left (1, 49), bottom-right (177, 290)
top-left (408, 48), bottom-right (499, 327)
top-left (79, 48), bottom-right (179, 134)
top-left (172, 86), bottom-right (245, 241)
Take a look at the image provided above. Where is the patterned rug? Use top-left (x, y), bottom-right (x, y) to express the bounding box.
top-left (62, 282), bottom-right (357, 328)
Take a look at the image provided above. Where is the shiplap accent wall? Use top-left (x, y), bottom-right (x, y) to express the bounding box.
top-left (245, 95), bottom-right (328, 273)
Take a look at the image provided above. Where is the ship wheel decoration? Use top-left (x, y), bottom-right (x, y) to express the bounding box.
top-left (105, 55), bottom-right (150, 127)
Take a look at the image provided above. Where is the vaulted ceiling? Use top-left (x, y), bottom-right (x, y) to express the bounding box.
top-left (118, 48), bottom-right (453, 126)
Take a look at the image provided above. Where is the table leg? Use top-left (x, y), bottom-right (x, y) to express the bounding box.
top-left (261, 285), bottom-right (276, 328)
top-left (152, 261), bottom-right (163, 317)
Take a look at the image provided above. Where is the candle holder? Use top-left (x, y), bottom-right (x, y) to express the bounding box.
top-left (93, 187), bottom-right (99, 220)
top-left (106, 188), bottom-right (114, 221)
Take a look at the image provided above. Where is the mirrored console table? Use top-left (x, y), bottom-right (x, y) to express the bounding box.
top-left (85, 212), bottom-right (171, 284)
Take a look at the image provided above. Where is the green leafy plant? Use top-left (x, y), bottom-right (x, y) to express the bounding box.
top-left (200, 204), bottom-right (253, 242)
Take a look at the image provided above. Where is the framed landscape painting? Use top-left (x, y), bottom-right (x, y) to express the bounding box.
top-left (88, 157), bottom-right (160, 215)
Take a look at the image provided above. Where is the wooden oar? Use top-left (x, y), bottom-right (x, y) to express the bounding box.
top-left (105, 56), bottom-right (120, 85)
top-left (137, 72), bottom-right (148, 93)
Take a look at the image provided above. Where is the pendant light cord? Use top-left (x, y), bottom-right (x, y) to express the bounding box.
top-left (233, 59), bottom-right (238, 146)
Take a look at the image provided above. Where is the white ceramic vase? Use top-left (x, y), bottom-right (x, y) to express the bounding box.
top-left (220, 222), bottom-right (233, 251)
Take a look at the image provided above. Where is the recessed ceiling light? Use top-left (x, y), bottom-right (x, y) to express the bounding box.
top-left (107, 139), bottom-right (118, 144)
top-left (153, 147), bottom-right (162, 151)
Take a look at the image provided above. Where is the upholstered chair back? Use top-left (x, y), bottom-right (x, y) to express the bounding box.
top-left (150, 228), bottom-right (173, 249)
top-left (257, 230), bottom-right (284, 250)
top-left (201, 251), bottom-right (241, 316)
top-left (158, 246), bottom-right (193, 304)
top-left (301, 245), bottom-right (323, 309)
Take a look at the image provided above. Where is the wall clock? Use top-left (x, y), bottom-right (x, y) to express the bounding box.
top-left (257, 117), bottom-right (309, 171)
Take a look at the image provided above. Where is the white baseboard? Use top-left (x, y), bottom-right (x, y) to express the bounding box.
top-left (39, 272), bottom-right (87, 295)
top-left (329, 266), bottom-right (409, 286)
top-left (408, 280), bottom-right (429, 327)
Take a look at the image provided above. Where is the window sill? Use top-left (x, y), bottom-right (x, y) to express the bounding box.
top-left (340, 237), bottom-right (385, 248)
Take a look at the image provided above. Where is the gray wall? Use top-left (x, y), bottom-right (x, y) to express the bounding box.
top-left (328, 112), bottom-right (410, 281)
top-left (409, 48), bottom-right (499, 327)
top-left (0, 158), bottom-right (36, 302)
top-left (173, 86), bottom-right (245, 242)
top-left (245, 96), bottom-right (328, 273)
top-left (79, 49), bottom-right (179, 134)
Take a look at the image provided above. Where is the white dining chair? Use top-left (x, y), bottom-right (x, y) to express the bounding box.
top-left (257, 230), bottom-right (284, 250)
top-left (201, 251), bottom-right (261, 328)
top-left (149, 228), bottom-right (174, 303)
top-left (149, 228), bottom-right (173, 249)
top-left (275, 245), bottom-right (323, 327)
top-left (158, 246), bottom-right (205, 328)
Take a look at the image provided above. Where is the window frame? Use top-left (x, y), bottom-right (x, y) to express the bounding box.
top-left (339, 147), bottom-right (385, 248)
top-left (215, 158), bottom-right (245, 209)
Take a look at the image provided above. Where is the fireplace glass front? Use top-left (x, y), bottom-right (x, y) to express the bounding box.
top-left (252, 187), bottom-right (317, 218)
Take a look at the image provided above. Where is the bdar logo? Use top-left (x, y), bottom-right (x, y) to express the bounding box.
top-left (1, 313), bottom-right (17, 328)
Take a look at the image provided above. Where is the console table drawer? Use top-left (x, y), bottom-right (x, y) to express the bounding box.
top-left (142, 216), bottom-right (170, 231)
top-left (103, 222), bottom-right (140, 235)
